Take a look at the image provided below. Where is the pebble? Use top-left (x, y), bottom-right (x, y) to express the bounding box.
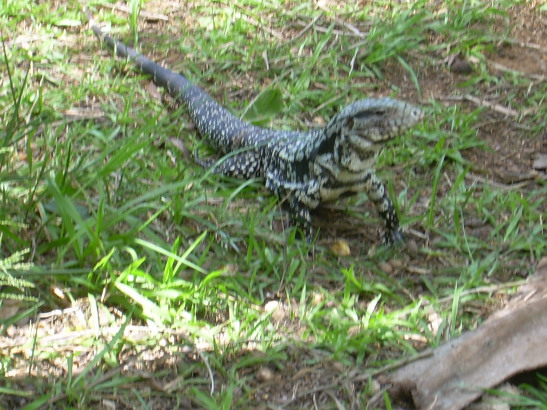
top-left (256, 367), bottom-right (275, 382)
top-left (379, 262), bottom-right (393, 274)
top-left (406, 239), bottom-right (418, 256)
top-left (329, 239), bottom-right (351, 256)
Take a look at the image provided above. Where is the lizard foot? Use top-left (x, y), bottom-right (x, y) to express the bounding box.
top-left (383, 229), bottom-right (404, 246)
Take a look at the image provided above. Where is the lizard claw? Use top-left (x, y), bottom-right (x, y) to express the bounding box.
top-left (383, 229), bottom-right (404, 246)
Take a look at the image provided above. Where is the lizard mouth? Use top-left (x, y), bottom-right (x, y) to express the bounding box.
top-left (346, 134), bottom-right (381, 154)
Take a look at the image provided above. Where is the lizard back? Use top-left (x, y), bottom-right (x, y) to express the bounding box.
top-left (92, 26), bottom-right (320, 157)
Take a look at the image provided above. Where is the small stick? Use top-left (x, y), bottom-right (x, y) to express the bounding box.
top-left (285, 13), bottom-right (324, 45)
top-left (462, 94), bottom-right (521, 117)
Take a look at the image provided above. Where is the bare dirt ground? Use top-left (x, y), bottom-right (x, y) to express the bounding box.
top-left (1, 2), bottom-right (545, 409)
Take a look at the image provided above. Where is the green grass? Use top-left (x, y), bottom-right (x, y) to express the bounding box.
top-left (1, 0), bottom-right (546, 408)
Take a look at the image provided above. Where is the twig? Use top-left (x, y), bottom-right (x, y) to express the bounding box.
top-left (462, 94), bottom-right (521, 117)
top-left (63, 107), bottom-right (106, 119)
top-left (262, 50), bottom-right (270, 71)
top-left (436, 280), bottom-right (527, 305)
top-left (502, 38), bottom-right (547, 53)
top-left (335, 18), bottom-right (366, 37)
top-left (488, 60), bottom-right (545, 82)
top-left (405, 228), bottom-right (428, 240)
top-left (295, 20), bottom-right (368, 38)
top-left (442, 94), bottom-right (526, 118)
top-left (349, 47), bottom-right (359, 76)
top-left (319, 11), bottom-right (366, 38)
top-left (197, 349), bottom-right (215, 395)
top-left (311, 94), bottom-right (344, 115)
top-left (232, 6), bottom-right (283, 40)
top-left (285, 13), bottom-right (324, 45)
top-left (406, 265), bottom-right (431, 275)
top-left (465, 172), bottom-right (539, 191)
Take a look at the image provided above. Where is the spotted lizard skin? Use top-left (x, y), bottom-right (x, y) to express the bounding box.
top-left (92, 25), bottom-right (424, 244)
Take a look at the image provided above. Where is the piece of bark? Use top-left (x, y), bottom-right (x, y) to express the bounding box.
top-left (386, 258), bottom-right (547, 410)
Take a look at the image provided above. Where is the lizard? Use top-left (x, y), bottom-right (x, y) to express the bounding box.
top-left (91, 24), bottom-right (424, 244)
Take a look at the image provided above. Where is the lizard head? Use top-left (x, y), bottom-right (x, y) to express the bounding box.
top-left (329, 97), bottom-right (424, 142)
top-left (317, 98), bottom-right (423, 172)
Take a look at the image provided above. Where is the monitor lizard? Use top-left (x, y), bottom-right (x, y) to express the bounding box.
top-left (91, 24), bottom-right (424, 244)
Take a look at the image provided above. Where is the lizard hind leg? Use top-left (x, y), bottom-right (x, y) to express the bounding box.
top-left (287, 196), bottom-right (313, 241)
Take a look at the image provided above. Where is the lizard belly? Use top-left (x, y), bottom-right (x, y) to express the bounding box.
top-left (319, 186), bottom-right (350, 202)
top-left (314, 154), bottom-right (377, 202)
top-left (318, 171), bottom-right (374, 202)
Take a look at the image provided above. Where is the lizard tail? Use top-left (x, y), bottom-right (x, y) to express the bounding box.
top-left (90, 23), bottom-right (192, 96)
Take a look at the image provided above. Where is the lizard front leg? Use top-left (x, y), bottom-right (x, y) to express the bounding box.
top-left (365, 171), bottom-right (403, 245)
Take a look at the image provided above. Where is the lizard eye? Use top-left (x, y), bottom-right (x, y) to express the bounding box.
top-left (410, 107), bottom-right (423, 120)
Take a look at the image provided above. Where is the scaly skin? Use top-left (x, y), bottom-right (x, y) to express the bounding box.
top-left (92, 25), bottom-right (424, 244)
